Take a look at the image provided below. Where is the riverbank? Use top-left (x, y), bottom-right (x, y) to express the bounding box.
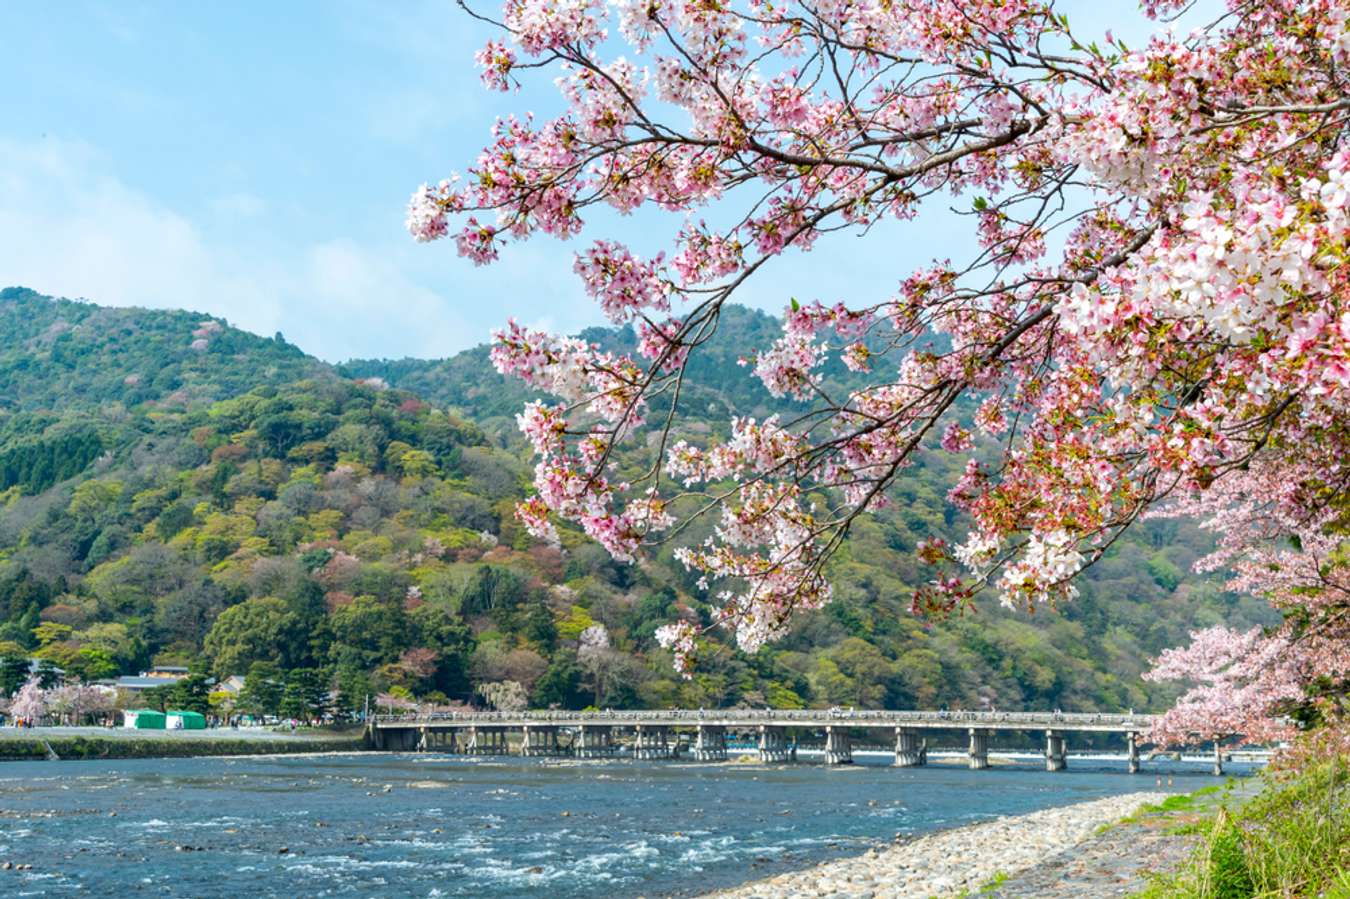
top-left (983, 785), bottom-right (1239, 897)
top-left (0, 726), bottom-right (369, 760)
top-left (695, 791), bottom-right (1168, 898)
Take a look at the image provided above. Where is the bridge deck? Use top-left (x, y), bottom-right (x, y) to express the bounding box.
top-left (373, 709), bottom-right (1153, 734)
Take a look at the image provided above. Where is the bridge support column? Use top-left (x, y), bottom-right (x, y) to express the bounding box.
top-left (634, 725), bottom-right (672, 760)
top-left (521, 725), bottom-right (562, 756)
top-left (466, 726), bottom-right (508, 755)
top-left (694, 725), bottom-right (727, 761)
top-left (1213, 742), bottom-right (1224, 777)
top-left (1127, 732), bottom-right (1140, 774)
top-left (1045, 731), bottom-right (1067, 771)
top-left (824, 726), bottom-right (853, 765)
top-left (893, 727), bottom-right (925, 767)
top-left (968, 728), bottom-right (990, 770)
top-left (758, 725), bottom-right (790, 763)
top-left (423, 728), bottom-right (450, 752)
top-left (575, 725), bottom-right (615, 758)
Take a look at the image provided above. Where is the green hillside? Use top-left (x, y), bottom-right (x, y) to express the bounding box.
top-left (0, 286), bottom-right (327, 412)
top-left (0, 288), bottom-right (1273, 719)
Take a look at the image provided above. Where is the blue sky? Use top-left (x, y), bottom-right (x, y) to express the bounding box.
top-left (0, 1), bottom-right (1204, 362)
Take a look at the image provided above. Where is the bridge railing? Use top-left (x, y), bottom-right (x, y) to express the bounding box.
top-left (372, 708), bottom-right (1154, 728)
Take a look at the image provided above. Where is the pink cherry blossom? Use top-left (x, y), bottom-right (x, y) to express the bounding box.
top-left (412, 0), bottom-right (1350, 727)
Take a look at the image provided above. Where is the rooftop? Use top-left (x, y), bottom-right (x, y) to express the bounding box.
top-left (105, 676), bottom-right (183, 690)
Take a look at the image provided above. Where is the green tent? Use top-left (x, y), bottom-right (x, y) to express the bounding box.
top-left (124, 709), bottom-right (166, 729)
top-left (166, 710), bottom-right (207, 730)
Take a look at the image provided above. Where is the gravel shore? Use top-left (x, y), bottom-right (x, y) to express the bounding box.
top-left (695, 791), bottom-right (1168, 899)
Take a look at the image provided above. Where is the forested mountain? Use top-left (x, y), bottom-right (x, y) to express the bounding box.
top-left (340, 305), bottom-right (794, 428)
top-left (0, 288), bottom-right (1274, 718)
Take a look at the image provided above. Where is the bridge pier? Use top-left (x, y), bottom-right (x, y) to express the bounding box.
top-left (1045, 730), bottom-right (1067, 771)
top-left (521, 725), bottom-right (563, 756)
top-left (694, 725), bottom-right (727, 761)
top-left (388, 727), bottom-right (418, 751)
top-left (894, 727), bottom-right (925, 767)
top-left (372, 710), bottom-right (1157, 768)
top-left (419, 727), bottom-right (455, 752)
top-left (575, 724), bottom-right (616, 758)
top-left (633, 725), bottom-right (672, 760)
top-left (968, 728), bottom-right (990, 770)
top-left (758, 725), bottom-right (791, 763)
top-left (824, 725), bottom-right (853, 765)
top-left (1213, 741), bottom-right (1224, 777)
top-left (465, 726), bottom-right (509, 755)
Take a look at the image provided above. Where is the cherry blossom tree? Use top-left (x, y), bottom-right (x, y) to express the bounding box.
top-left (46, 684), bottom-right (116, 726)
top-left (376, 691), bottom-right (418, 716)
top-left (9, 678), bottom-right (48, 724)
top-left (1143, 459), bottom-right (1350, 747)
top-left (577, 623), bottom-right (630, 706)
top-left (410, 0), bottom-right (1350, 742)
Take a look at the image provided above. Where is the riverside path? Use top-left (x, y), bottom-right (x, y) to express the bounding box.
top-left (365, 708), bottom-right (1229, 774)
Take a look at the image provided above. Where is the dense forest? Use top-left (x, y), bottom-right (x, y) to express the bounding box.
top-left (0, 287), bottom-right (1274, 717)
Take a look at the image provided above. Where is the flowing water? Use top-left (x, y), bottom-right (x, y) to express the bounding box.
top-left (0, 752), bottom-right (1249, 897)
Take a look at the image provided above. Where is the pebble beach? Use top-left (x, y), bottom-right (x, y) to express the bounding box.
top-left (695, 791), bottom-right (1169, 899)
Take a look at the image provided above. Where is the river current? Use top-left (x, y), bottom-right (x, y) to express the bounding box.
top-left (0, 752), bottom-right (1246, 897)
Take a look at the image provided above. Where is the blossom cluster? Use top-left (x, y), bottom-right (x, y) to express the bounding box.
top-left (412, 0), bottom-right (1350, 716)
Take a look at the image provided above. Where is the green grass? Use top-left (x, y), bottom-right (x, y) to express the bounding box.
top-left (1136, 758), bottom-right (1350, 898)
top-left (978, 871), bottom-right (1009, 894)
top-left (950, 871), bottom-right (1010, 899)
top-left (1164, 821), bottom-right (1208, 837)
top-left (0, 735), bottom-right (369, 761)
top-left (1142, 784), bottom-right (1223, 815)
top-left (1111, 784), bottom-right (1225, 831)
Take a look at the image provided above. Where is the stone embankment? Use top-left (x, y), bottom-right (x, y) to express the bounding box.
top-left (0, 727), bottom-right (369, 761)
top-left (696, 792), bottom-right (1167, 899)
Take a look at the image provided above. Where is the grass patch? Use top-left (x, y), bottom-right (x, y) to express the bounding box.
top-left (1164, 821), bottom-right (1208, 837)
top-left (1115, 784), bottom-right (1226, 829)
top-left (951, 871), bottom-right (1010, 899)
top-left (978, 871), bottom-right (1009, 894)
top-left (1140, 786), bottom-right (1222, 816)
top-left (0, 735), bottom-right (369, 761)
top-left (1137, 758), bottom-right (1350, 898)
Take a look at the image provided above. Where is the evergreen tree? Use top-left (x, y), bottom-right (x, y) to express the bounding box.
top-left (278, 668), bottom-right (328, 723)
top-left (166, 673), bottom-right (212, 715)
top-left (237, 661), bottom-right (285, 719)
top-left (0, 654), bottom-right (31, 697)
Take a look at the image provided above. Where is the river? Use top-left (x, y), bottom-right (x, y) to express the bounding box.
top-left (0, 753), bottom-right (1250, 897)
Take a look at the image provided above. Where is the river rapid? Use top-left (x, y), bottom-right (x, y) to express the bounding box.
top-left (0, 753), bottom-right (1247, 897)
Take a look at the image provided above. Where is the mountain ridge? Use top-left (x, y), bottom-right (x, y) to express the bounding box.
top-left (0, 287), bottom-right (1274, 720)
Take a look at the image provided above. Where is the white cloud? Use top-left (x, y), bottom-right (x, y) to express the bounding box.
top-left (0, 132), bottom-right (957, 368)
top-left (0, 135), bottom-right (498, 362)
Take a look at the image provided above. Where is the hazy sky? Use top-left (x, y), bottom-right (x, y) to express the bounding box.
top-left (0, 2), bottom-right (1206, 362)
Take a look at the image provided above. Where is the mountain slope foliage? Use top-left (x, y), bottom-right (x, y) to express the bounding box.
top-left (0, 289), bottom-right (1272, 717)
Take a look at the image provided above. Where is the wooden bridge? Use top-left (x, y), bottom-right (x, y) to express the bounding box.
top-left (366, 708), bottom-right (1228, 774)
